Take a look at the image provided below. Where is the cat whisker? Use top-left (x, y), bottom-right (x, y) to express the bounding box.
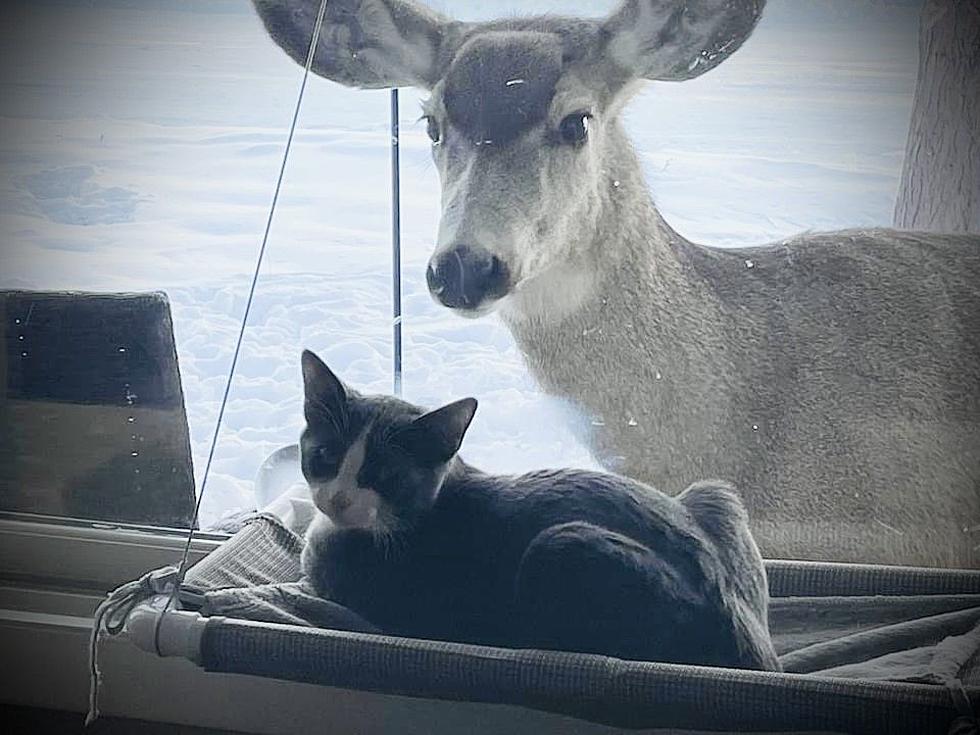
top-left (373, 506), bottom-right (407, 560)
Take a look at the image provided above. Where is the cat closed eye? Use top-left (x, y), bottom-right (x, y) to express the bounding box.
top-left (308, 448), bottom-right (338, 476)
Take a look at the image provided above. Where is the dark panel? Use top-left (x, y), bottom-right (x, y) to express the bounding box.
top-left (4, 291), bottom-right (182, 408)
top-left (0, 290), bottom-right (196, 527)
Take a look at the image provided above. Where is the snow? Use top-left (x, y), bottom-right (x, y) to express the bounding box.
top-left (0, 1), bottom-right (922, 527)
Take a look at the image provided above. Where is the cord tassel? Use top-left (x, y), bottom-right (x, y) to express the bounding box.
top-left (85, 566), bottom-right (180, 727)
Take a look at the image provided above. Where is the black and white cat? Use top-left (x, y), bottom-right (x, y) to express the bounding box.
top-left (299, 350), bottom-right (780, 671)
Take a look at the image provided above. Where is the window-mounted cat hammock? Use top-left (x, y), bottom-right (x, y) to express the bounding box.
top-left (105, 509), bottom-right (980, 735)
top-left (83, 1), bottom-right (980, 732)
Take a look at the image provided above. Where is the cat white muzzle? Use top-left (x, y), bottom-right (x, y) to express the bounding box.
top-left (312, 485), bottom-right (381, 529)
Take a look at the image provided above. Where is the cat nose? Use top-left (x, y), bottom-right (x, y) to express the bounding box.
top-left (427, 246), bottom-right (510, 310)
top-left (329, 493), bottom-right (352, 513)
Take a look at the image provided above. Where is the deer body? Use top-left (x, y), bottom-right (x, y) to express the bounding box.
top-left (505, 145), bottom-right (980, 567)
top-left (254, 0), bottom-right (980, 567)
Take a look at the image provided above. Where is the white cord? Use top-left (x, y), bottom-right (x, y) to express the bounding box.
top-left (85, 0), bottom-right (332, 725)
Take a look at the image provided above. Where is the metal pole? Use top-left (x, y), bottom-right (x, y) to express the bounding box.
top-left (390, 89), bottom-right (403, 397)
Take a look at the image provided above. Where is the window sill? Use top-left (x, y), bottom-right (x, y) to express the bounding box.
top-left (0, 513), bottom-right (224, 596)
top-left (0, 513), bottom-right (620, 734)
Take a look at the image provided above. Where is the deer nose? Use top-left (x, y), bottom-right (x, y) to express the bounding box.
top-left (426, 246), bottom-right (510, 310)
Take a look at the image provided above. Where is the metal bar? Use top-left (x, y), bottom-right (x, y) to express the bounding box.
top-left (391, 89), bottom-right (403, 397)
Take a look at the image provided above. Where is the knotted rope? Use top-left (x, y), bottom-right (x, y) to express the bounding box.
top-left (85, 565), bottom-right (180, 726)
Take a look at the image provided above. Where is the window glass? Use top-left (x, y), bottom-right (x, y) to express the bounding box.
top-left (3, 0), bottom-right (942, 565)
top-left (1, 0), bottom-right (392, 527)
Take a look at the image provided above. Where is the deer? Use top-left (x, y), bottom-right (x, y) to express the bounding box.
top-left (252, 0), bottom-right (980, 569)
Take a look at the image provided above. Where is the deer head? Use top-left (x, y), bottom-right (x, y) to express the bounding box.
top-left (254, 0), bottom-right (765, 317)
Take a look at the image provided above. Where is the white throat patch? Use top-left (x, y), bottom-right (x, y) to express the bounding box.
top-left (309, 430), bottom-right (381, 530)
top-left (503, 260), bottom-right (597, 324)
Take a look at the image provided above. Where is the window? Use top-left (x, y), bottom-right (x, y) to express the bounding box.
top-left (2, 0), bottom-right (972, 569)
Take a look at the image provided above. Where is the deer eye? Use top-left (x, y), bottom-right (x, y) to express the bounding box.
top-left (558, 112), bottom-right (591, 146)
top-left (424, 116), bottom-right (441, 145)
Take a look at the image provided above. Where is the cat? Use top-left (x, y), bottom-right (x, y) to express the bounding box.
top-left (299, 349), bottom-right (780, 671)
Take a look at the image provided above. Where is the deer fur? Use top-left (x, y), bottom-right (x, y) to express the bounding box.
top-left (253, 0), bottom-right (980, 568)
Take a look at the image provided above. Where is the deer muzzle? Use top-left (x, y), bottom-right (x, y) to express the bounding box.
top-left (426, 245), bottom-right (512, 312)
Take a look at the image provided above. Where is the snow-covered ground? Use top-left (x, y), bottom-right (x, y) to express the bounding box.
top-left (0, 0), bottom-right (922, 527)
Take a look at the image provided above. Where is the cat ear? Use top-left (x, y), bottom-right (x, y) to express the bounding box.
top-left (409, 398), bottom-right (478, 464)
top-left (301, 350), bottom-right (347, 424)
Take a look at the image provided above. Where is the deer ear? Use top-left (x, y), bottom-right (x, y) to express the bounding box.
top-left (252, 0), bottom-right (458, 90)
top-left (405, 398), bottom-right (478, 465)
top-left (301, 350), bottom-right (348, 424)
top-left (601, 0), bottom-right (765, 82)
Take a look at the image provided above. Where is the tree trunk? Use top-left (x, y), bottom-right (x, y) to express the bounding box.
top-left (893, 0), bottom-right (980, 233)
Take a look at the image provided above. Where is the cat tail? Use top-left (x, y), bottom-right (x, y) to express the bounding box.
top-left (678, 481), bottom-right (781, 672)
top-left (677, 480), bottom-right (750, 546)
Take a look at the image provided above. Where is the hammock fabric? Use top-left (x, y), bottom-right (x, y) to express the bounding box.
top-left (175, 515), bottom-right (980, 734)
